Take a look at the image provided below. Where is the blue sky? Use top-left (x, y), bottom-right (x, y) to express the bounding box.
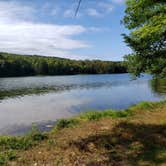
top-left (0, 0), bottom-right (131, 61)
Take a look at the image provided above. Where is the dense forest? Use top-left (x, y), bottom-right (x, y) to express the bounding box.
top-left (0, 52), bottom-right (127, 77)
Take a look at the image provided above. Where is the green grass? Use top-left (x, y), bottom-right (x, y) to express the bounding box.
top-left (54, 101), bottom-right (165, 130)
top-left (56, 119), bottom-right (80, 129)
top-left (0, 125), bottom-right (47, 165)
top-left (129, 101), bottom-right (166, 111)
top-left (55, 109), bottom-right (132, 130)
top-left (78, 109), bottom-right (132, 120)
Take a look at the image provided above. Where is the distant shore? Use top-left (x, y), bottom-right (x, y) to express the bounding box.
top-left (0, 52), bottom-right (127, 77)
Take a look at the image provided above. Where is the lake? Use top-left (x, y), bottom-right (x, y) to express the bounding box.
top-left (0, 74), bottom-right (165, 135)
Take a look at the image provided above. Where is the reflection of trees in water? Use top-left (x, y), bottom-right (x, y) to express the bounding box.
top-left (150, 78), bottom-right (166, 95)
top-left (0, 82), bottom-right (113, 100)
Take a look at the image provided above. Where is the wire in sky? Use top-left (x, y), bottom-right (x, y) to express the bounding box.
top-left (75, 0), bottom-right (82, 17)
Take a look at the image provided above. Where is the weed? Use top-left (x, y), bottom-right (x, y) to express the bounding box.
top-left (56, 119), bottom-right (79, 129)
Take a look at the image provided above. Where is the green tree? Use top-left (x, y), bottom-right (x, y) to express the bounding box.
top-left (123, 0), bottom-right (166, 77)
top-left (0, 52), bottom-right (127, 77)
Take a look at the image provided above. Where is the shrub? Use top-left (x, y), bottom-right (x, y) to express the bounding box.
top-left (56, 119), bottom-right (79, 129)
top-left (27, 124), bottom-right (47, 141)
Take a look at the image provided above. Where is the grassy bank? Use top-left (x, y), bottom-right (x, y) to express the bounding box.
top-left (0, 101), bottom-right (166, 165)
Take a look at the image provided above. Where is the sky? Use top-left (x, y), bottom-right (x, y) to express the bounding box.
top-left (0, 0), bottom-right (131, 61)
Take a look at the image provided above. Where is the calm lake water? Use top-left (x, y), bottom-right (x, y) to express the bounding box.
top-left (0, 74), bottom-right (165, 135)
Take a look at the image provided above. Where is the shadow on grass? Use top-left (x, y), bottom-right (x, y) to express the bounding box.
top-left (71, 122), bottom-right (166, 166)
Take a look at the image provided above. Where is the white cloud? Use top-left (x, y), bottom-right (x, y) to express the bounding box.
top-left (86, 8), bottom-right (102, 17)
top-left (88, 27), bottom-right (111, 32)
top-left (41, 2), bottom-right (60, 16)
top-left (98, 2), bottom-right (114, 13)
top-left (0, 22), bottom-right (89, 51)
top-left (0, 1), bottom-right (90, 58)
top-left (84, 1), bottom-right (114, 18)
top-left (64, 9), bottom-right (75, 18)
top-left (0, 1), bottom-right (35, 23)
top-left (0, 1), bottom-right (115, 59)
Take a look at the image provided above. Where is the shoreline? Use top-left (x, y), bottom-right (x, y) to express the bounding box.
top-left (0, 100), bottom-right (166, 165)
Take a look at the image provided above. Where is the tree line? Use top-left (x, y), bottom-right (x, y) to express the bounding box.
top-left (0, 53), bottom-right (127, 77)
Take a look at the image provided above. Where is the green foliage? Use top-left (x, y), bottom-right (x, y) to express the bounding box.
top-left (129, 101), bottom-right (155, 110)
top-left (78, 109), bottom-right (131, 121)
top-left (128, 101), bottom-right (166, 111)
top-left (56, 119), bottom-right (79, 129)
top-left (27, 124), bottom-right (47, 141)
top-left (55, 108), bottom-right (133, 130)
top-left (0, 150), bottom-right (16, 165)
top-left (0, 125), bottom-right (47, 165)
top-left (80, 111), bottom-right (103, 120)
top-left (150, 78), bottom-right (166, 94)
top-left (0, 127), bottom-right (46, 151)
top-left (54, 109), bottom-right (132, 131)
top-left (123, 0), bottom-right (166, 77)
top-left (0, 52), bottom-right (127, 77)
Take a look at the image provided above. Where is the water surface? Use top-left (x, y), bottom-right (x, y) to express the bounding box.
top-left (0, 74), bottom-right (165, 135)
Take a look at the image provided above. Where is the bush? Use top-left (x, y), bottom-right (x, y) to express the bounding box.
top-left (27, 124), bottom-right (47, 141)
top-left (56, 119), bottom-right (79, 129)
